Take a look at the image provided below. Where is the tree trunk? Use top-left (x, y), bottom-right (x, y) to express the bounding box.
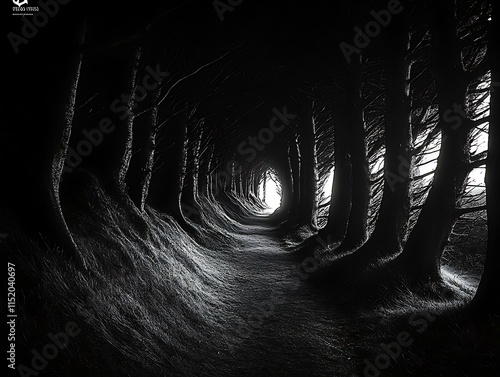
top-left (282, 145), bottom-right (294, 211)
top-left (182, 129), bottom-right (197, 206)
top-left (348, 11), bottom-right (412, 261)
top-left (207, 145), bottom-right (216, 201)
top-left (84, 46), bottom-right (143, 196)
top-left (472, 0), bottom-right (500, 313)
top-left (139, 89), bottom-right (161, 212)
top-left (396, 0), bottom-right (472, 279)
top-left (253, 170), bottom-right (261, 200)
top-left (289, 135), bottom-right (302, 221)
top-left (338, 56), bottom-right (370, 251)
top-left (4, 16), bottom-right (87, 252)
top-left (273, 145), bottom-right (293, 217)
top-left (148, 105), bottom-right (194, 232)
top-left (49, 22), bottom-right (86, 268)
top-left (297, 105), bottom-right (318, 228)
top-left (127, 87), bottom-right (160, 211)
top-left (193, 125), bottom-right (204, 203)
top-left (320, 106), bottom-right (352, 242)
top-left (116, 49), bottom-right (142, 195)
top-left (198, 140), bottom-right (210, 198)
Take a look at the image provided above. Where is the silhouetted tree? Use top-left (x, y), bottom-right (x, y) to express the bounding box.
top-left (396, 0), bottom-right (486, 280)
top-left (472, 0), bottom-right (499, 313)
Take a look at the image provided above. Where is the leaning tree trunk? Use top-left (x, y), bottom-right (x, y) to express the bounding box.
top-left (49, 22), bottom-right (87, 268)
top-left (396, 0), bottom-right (474, 280)
top-left (471, 0), bottom-right (499, 313)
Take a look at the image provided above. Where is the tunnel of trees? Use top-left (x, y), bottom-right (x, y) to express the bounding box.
top-left (2, 0), bottom-right (500, 376)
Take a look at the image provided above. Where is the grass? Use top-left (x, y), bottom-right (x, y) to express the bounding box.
top-left (1, 173), bottom-right (498, 376)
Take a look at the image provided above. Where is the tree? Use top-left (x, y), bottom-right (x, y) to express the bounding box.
top-left (340, 6), bottom-right (413, 264)
top-left (337, 55), bottom-right (371, 251)
top-left (396, 0), bottom-right (481, 280)
top-left (472, 0), bottom-right (499, 313)
top-left (320, 103), bottom-right (352, 242)
top-left (49, 21), bottom-right (87, 268)
top-left (297, 102), bottom-right (319, 229)
top-left (126, 87), bottom-right (161, 212)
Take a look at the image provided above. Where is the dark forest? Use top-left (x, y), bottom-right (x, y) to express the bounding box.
top-left (2, 0), bottom-right (500, 376)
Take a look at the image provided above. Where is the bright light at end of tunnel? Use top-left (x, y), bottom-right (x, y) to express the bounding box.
top-left (258, 170), bottom-right (282, 214)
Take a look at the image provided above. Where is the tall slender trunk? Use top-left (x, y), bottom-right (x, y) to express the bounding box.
top-left (93, 47), bottom-right (142, 196)
top-left (397, 0), bottom-right (473, 279)
top-left (181, 123), bottom-right (203, 222)
top-left (339, 55), bottom-right (370, 251)
top-left (274, 145), bottom-right (293, 216)
top-left (241, 169), bottom-right (250, 199)
top-left (198, 140), bottom-right (210, 198)
top-left (127, 87), bottom-right (160, 211)
top-left (289, 135), bottom-right (302, 220)
top-left (177, 111), bottom-right (189, 222)
top-left (282, 145), bottom-right (293, 211)
top-left (192, 125), bottom-right (204, 203)
top-left (204, 145), bottom-right (215, 200)
top-left (148, 106), bottom-right (194, 232)
top-left (297, 105), bottom-right (318, 228)
top-left (320, 106), bottom-right (352, 242)
top-left (349, 10), bottom-right (412, 260)
top-left (230, 160), bottom-right (237, 195)
top-left (207, 145), bottom-right (216, 201)
top-left (117, 49), bottom-right (142, 195)
top-left (182, 129), bottom-right (197, 206)
top-left (472, 0), bottom-right (500, 313)
top-left (49, 22), bottom-right (86, 267)
top-left (138, 89), bottom-right (161, 212)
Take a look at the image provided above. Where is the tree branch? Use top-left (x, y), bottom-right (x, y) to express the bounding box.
top-left (454, 205), bottom-right (487, 216)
